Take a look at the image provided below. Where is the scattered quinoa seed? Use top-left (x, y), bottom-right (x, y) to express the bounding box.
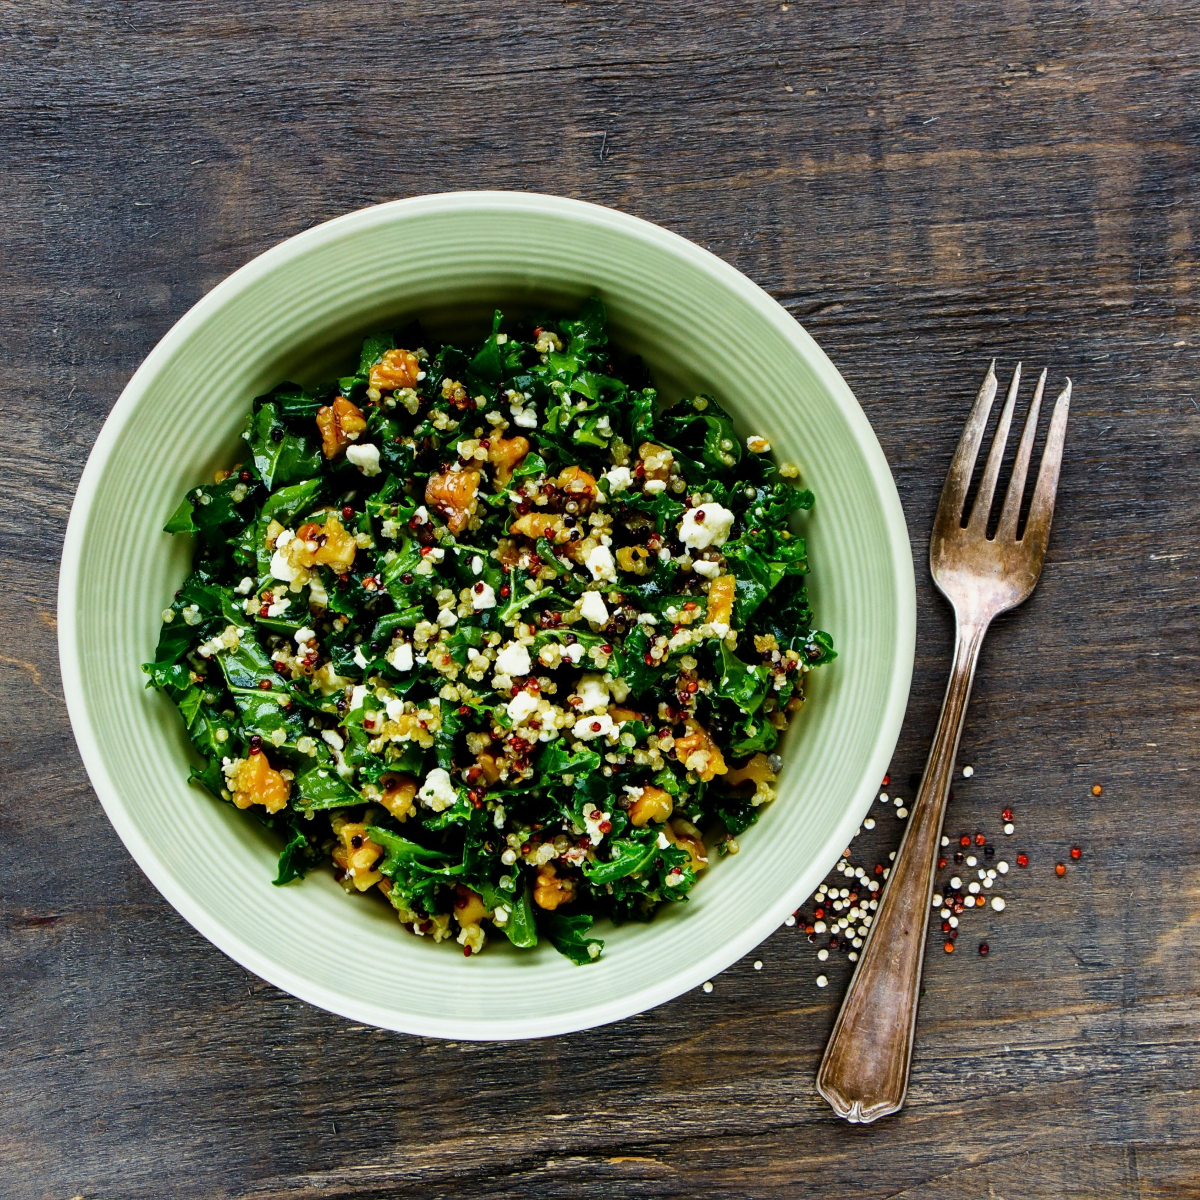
top-left (991, 896), bottom-right (1006, 911)
top-left (1055, 862), bottom-right (1067, 875)
top-left (702, 981), bottom-right (714, 993)
top-left (753, 960), bottom-right (763, 971)
top-left (1070, 846), bottom-right (1082, 859)
top-left (962, 765), bottom-right (974, 778)
top-left (979, 941), bottom-right (990, 957)
top-left (1092, 784), bottom-right (1103, 796)
top-left (816, 974), bottom-right (829, 988)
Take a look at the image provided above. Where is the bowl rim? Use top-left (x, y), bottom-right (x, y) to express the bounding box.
top-left (58, 190), bottom-right (915, 1038)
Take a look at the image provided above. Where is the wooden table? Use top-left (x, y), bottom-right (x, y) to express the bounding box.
top-left (5, 3), bottom-right (1197, 1196)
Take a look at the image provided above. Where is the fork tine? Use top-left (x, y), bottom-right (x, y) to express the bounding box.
top-left (994, 368), bottom-right (1047, 541)
top-left (967, 362), bottom-right (1021, 533)
top-left (1020, 379), bottom-right (1071, 554)
top-left (936, 361), bottom-right (997, 528)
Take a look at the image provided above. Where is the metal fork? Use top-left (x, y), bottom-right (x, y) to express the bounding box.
top-left (815, 361), bottom-right (1072, 1123)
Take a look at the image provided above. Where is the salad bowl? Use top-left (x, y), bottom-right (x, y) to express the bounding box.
top-left (59, 192), bottom-right (914, 1038)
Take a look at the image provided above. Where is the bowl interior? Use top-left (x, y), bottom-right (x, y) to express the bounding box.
top-left (60, 193), bottom-right (914, 1038)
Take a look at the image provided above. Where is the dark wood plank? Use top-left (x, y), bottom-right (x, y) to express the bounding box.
top-left (1, 1), bottom-right (1197, 1196)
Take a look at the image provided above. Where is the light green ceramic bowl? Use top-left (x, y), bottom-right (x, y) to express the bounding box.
top-left (59, 192), bottom-right (914, 1039)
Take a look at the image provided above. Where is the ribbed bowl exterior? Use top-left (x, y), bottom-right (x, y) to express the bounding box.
top-left (59, 193), bottom-right (915, 1039)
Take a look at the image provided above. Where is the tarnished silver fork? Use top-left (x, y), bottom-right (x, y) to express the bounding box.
top-left (815, 362), bottom-right (1072, 1123)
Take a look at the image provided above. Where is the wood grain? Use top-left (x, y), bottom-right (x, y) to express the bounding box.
top-left (1, 1), bottom-right (1197, 1196)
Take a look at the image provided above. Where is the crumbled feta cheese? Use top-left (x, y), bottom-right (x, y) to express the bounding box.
top-left (265, 596), bottom-right (292, 617)
top-left (579, 590), bottom-right (609, 625)
top-left (507, 689), bottom-right (540, 723)
top-left (353, 644), bottom-right (369, 669)
top-left (471, 581), bottom-right (497, 610)
top-left (385, 697), bottom-right (405, 720)
top-left (693, 559), bottom-right (721, 579)
top-left (307, 576), bottom-right (329, 608)
top-left (563, 642), bottom-right (585, 664)
top-left (584, 543), bottom-right (617, 582)
top-left (511, 403), bottom-right (538, 429)
top-left (418, 767), bottom-right (458, 812)
top-left (270, 550), bottom-right (298, 582)
top-left (572, 713), bottom-right (615, 741)
top-left (389, 642), bottom-right (414, 672)
top-left (234, 576), bottom-right (254, 595)
top-left (470, 555), bottom-right (484, 575)
top-left (196, 624), bottom-right (241, 659)
top-left (581, 802), bottom-right (611, 846)
top-left (577, 673), bottom-right (611, 713)
top-left (657, 831), bottom-right (672, 849)
top-left (643, 478), bottom-right (667, 494)
top-left (294, 627), bottom-right (316, 645)
top-left (345, 442), bottom-right (381, 475)
top-left (604, 466), bottom-right (633, 494)
top-left (412, 506), bottom-right (429, 525)
top-left (350, 684), bottom-right (368, 710)
top-left (495, 642), bottom-right (532, 677)
top-left (321, 729), bottom-right (345, 752)
top-left (437, 607), bottom-right (458, 628)
top-left (678, 502), bottom-right (735, 550)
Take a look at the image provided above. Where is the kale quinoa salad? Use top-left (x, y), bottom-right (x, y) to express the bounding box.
top-left (144, 299), bottom-right (835, 963)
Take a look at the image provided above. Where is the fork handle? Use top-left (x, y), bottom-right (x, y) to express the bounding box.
top-left (815, 617), bottom-right (990, 1123)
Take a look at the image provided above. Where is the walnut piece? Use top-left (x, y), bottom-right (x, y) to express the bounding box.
top-left (673, 719), bottom-right (727, 782)
top-left (379, 772), bottom-right (417, 822)
top-left (315, 397), bottom-right (368, 459)
top-left (705, 574), bottom-right (736, 627)
top-left (628, 785), bottom-right (674, 827)
top-left (369, 348), bottom-right (420, 392)
top-left (228, 751), bottom-right (290, 814)
top-left (425, 469), bottom-right (481, 534)
top-left (488, 434), bottom-right (530, 485)
top-left (533, 864), bottom-right (577, 910)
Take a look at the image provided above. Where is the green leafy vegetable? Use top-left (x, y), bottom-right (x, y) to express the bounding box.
top-left (144, 297), bottom-right (834, 967)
